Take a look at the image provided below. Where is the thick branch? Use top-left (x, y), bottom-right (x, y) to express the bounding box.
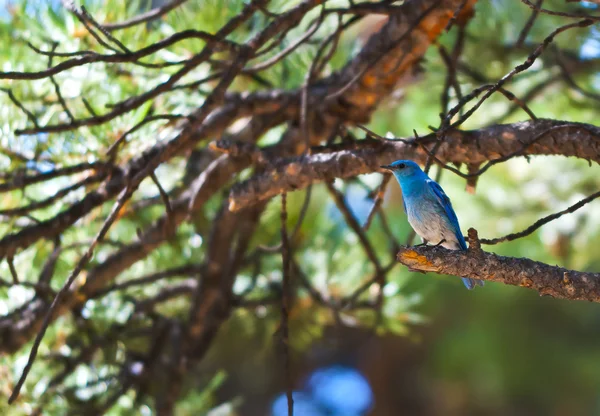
top-left (323, 0), bottom-right (476, 120)
top-left (396, 245), bottom-right (600, 303)
top-left (229, 119), bottom-right (600, 210)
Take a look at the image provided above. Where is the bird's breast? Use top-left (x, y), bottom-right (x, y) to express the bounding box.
top-left (406, 202), bottom-right (460, 248)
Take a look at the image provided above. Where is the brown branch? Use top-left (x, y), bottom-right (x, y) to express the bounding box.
top-left (240, 0), bottom-right (474, 130)
top-left (279, 193), bottom-right (294, 416)
top-left (0, 171), bottom-right (125, 260)
top-left (229, 119), bottom-right (600, 210)
top-left (160, 124), bottom-right (321, 411)
top-left (323, 1), bottom-right (442, 105)
top-left (396, 241), bottom-right (600, 302)
top-left (418, 123), bottom-right (569, 180)
top-left (107, 0), bottom-right (321, 207)
top-left (156, 203), bottom-right (266, 413)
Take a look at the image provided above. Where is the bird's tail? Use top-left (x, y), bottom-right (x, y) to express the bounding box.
top-left (454, 239), bottom-right (484, 290)
top-left (461, 277), bottom-right (484, 290)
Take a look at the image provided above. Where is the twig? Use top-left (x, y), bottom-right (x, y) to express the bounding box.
top-left (442, 19), bottom-right (594, 132)
top-left (363, 174), bottom-right (391, 231)
top-left (279, 193), bottom-right (294, 416)
top-left (91, 265), bottom-right (202, 298)
top-left (0, 89), bottom-right (40, 128)
top-left (7, 256), bottom-right (19, 285)
top-left (79, 6), bottom-right (132, 53)
top-left (106, 115), bottom-right (183, 156)
top-left (0, 174), bottom-right (104, 216)
top-left (291, 185), bottom-right (312, 241)
top-left (102, 0), bottom-right (188, 31)
top-left (0, 162), bottom-right (110, 193)
top-left (340, 262), bottom-right (396, 308)
top-left (9, 183), bottom-right (136, 403)
top-left (516, 0), bottom-right (543, 47)
top-left (480, 190), bottom-right (600, 245)
top-left (557, 56), bottom-right (600, 102)
top-left (60, 1), bottom-right (122, 54)
top-left (48, 43), bottom-right (75, 123)
top-left (326, 182), bottom-right (382, 271)
top-left (245, 6), bottom-right (325, 73)
top-left (520, 0), bottom-right (600, 21)
top-left (149, 171), bottom-right (174, 230)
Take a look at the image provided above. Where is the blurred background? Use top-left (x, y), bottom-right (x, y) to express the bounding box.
top-left (0, 0), bottom-right (599, 415)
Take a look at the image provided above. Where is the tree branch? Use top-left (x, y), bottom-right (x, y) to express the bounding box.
top-left (396, 240), bottom-right (600, 303)
top-left (229, 119), bottom-right (600, 210)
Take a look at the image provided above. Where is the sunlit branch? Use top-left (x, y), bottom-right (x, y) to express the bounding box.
top-left (397, 229), bottom-right (600, 302)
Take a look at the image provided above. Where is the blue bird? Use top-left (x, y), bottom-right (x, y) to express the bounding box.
top-left (381, 160), bottom-right (483, 290)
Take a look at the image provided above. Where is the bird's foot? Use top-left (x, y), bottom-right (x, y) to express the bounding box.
top-left (433, 239), bottom-right (447, 247)
top-left (414, 239), bottom-right (429, 247)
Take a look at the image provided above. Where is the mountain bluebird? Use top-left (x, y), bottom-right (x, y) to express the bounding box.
top-left (381, 160), bottom-right (483, 290)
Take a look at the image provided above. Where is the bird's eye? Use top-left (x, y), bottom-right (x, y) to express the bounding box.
top-left (397, 163), bottom-right (406, 169)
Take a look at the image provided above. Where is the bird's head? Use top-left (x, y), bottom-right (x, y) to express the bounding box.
top-left (380, 160), bottom-right (423, 179)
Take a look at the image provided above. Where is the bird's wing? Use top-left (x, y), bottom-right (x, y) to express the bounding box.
top-left (402, 197), bottom-right (407, 214)
top-left (426, 179), bottom-right (467, 250)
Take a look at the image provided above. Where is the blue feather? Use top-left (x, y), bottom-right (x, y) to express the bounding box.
top-left (426, 179), bottom-right (467, 251)
top-left (383, 160), bottom-right (484, 290)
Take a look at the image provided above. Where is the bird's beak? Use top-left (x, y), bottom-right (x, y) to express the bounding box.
top-left (380, 165), bottom-right (393, 171)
